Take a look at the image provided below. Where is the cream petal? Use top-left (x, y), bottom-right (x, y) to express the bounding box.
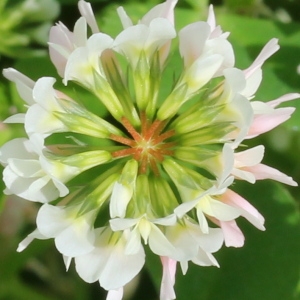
top-left (234, 145), bottom-right (265, 167)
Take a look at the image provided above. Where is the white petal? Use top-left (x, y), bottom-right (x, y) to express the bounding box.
top-left (100, 242), bottom-right (145, 290)
top-left (192, 249), bottom-right (219, 267)
top-left (3, 68), bottom-right (35, 105)
top-left (63, 255), bottom-right (72, 271)
top-left (117, 7), bottom-right (133, 29)
top-left (185, 54), bottom-right (223, 93)
top-left (36, 204), bottom-right (68, 237)
top-left (78, 0), bottom-right (99, 33)
top-left (0, 138), bottom-right (34, 164)
top-left (234, 145), bottom-right (264, 167)
top-left (148, 224), bottom-right (176, 257)
top-left (106, 288), bottom-right (124, 300)
top-left (110, 182), bottom-right (132, 218)
top-left (4, 113), bottom-right (25, 124)
top-left (17, 229), bottom-right (47, 252)
top-left (55, 223), bottom-right (95, 256)
top-left (179, 22), bottom-right (210, 67)
top-left (110, 218), bottom-right (138, 231)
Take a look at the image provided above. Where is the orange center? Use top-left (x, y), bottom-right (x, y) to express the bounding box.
top-left (110, 112), bottom-right (175, 175)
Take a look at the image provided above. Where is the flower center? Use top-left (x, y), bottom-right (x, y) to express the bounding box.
top-left (110, 112), bottom-right (175, 175)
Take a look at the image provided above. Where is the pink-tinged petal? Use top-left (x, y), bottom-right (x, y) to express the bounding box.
top-left (49, 18), bottom-right (88, 77)
top-left (245, 164), bottom-right (298, 186)
top-left (267, 92), bottom-right (300, 108)
top-left (49, 23), bottom-right (74, 77)
top-left (219, 220), bottom-right (245, 248)
top-left (78, 0), bottom-right (99, 33)
top-left (160, 256), bottom-right (177, 300)
top-left (221, 189), bottom-right (265, 230)
top-left (244, 38), bottom-right (279, 79)
top-left (231, 168), bottom-right (256, 183)
top-left (247, 107), bottom-right (295, 138)
top-left (106, 288), bottom-right (123, 300)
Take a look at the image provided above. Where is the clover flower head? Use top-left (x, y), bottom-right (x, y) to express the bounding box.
top-left (0, 1), bottom-right (298, 299)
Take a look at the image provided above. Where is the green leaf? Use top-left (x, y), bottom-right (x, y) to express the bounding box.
top-left (147, 181), bottom-right (300, 299)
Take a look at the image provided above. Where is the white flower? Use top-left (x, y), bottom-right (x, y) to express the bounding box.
top-left (232, 145), bottom-right (297, 186)
top-left (110, 214), bottom-right (177, 258)
top-left (0, 136), bottom-right (70, 202)
top-left (75, 227), bottom-right (145, 291)
top-left (36, 203), bottom-right (96, 256)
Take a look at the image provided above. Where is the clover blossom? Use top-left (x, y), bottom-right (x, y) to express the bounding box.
top-left (0, 1), bottom-right (298, 299)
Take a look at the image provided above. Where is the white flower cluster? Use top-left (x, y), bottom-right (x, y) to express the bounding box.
top-left (0, 1), bottom-right (298, 299)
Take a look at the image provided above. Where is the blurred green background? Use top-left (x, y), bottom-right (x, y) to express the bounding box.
top-left (0, 0), bottom-right (300, 299)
